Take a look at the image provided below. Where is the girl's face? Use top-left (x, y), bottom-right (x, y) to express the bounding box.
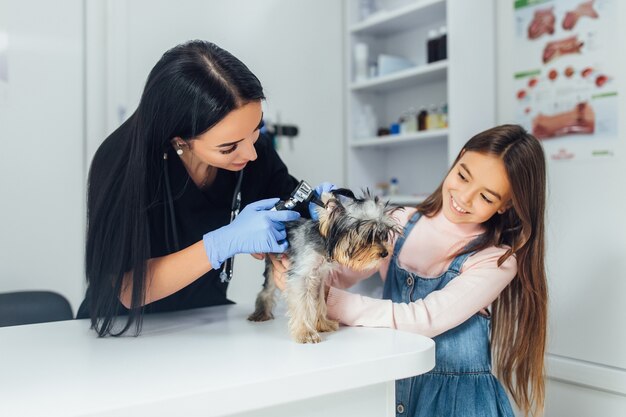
top-left (181, 101), bottom-right (263, 171)
top-left (442, 150), bottom-right (512, 225)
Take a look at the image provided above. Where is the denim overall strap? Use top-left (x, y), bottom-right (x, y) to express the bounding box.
top-left (446, 248), bottom-right (475, 275)
top-left (383, 211), bottom-right (421, 301)
top-left (391, 211), bottom-right (422, 261)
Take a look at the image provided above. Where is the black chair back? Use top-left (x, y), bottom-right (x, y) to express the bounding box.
top-left (0, 291), bottom-right (73, 327)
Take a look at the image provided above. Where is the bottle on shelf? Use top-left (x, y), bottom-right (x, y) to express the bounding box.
top-left (417, 106), bottom-right (428, 131)
top-left (390, 121), bottom-right (401, 135)
top-left (427, 29), bottom-right (439, 64)
top-left (389, 177), bottom-right (399, 196)
top-left (439, 103), bottom-right (448, 128)
top-left (404, 108), bottom-right (417, 133)
top-left (438, 26), bottom-right (447, 61)
top-left (398, 113), bottom-right (406, 134)
top-left (426, 104), bottom-right (439, 130)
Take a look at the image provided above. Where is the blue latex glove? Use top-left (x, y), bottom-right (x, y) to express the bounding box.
top-left (309, 182), bottom-right (336, 220)
top-left (203, 198), bottom-right (300, 269)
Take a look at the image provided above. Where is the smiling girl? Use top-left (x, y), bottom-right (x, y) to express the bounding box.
top-left (323, 125), bottom-right (547, 417)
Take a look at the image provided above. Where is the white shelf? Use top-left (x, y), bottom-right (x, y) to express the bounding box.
top-left (350, 129), bottom-right (448, 148)
top-left (345, 0), bottom-right (496, 238)
top-left (350, 0), bottom-right (446, 36)
top-left (350, 60), bottom-right (447, 93)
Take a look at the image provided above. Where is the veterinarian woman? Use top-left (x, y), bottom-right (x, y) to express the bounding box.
top-left (77, 40), bottom-right (329, 336)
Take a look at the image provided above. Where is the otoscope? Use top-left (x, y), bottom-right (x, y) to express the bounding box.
top-left (272, 180), bottom-right (325, 211)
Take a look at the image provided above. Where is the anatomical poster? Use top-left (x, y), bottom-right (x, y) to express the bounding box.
top-left (513, 0), bottom-right (618, 160)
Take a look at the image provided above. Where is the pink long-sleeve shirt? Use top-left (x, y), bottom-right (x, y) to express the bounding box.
top-left (325, 207), bottom-right (517, 338)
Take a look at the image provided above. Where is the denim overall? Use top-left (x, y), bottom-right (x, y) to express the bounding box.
top-left (383, 212), bottom-right (514, 417)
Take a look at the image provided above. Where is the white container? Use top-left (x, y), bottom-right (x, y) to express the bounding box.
top-left (377, 54), bottom-right (413, 76)
top-left (389, 177), bottom-right (399, 196)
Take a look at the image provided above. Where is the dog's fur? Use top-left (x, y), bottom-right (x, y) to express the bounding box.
top-left (248, 189), bottom-right (402, 343)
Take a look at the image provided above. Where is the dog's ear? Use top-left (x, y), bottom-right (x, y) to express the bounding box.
top-left (317, 197), bottom-right (346, 238)
top-left (321, 191), bottom-right (335, 206)
top-left (330, 189), bottom-right (356, 208)
top-left (312, 192), bottom-right (337, 224)
top-left (331, 188), bottom-right (356, 200)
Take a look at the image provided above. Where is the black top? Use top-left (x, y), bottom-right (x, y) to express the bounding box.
top-left (77, 129), bottom-right (301, 318)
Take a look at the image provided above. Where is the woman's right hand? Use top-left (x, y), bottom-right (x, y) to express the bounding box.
top-left (202, 198), bottom-right (300, 269)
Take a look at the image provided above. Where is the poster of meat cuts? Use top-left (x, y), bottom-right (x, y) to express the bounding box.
top-left (513, 0), bottom-right (618, 161)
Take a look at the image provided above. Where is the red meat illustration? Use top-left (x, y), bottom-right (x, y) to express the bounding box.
top-left (528, 7), bottom-right (555, 39)
top-left (562, 0), bottom-right (599, 30)
top-left (532, 102), bottom-right (595, 139)
top-left (542, 35), bottom-right (584, 64)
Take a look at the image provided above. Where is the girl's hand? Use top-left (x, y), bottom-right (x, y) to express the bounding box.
top-left (269, 254), bottom-right (290, 291)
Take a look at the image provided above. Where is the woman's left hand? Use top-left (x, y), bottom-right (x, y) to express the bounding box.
top-left (269, 253), bottom-right (290, 291)
top-left (309, 182), bottom-right (336, 220)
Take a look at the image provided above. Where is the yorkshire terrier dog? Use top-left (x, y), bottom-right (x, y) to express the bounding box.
top-left (248, 189), bottom-right (402, 343)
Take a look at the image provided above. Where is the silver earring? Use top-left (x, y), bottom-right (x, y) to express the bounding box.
top-left (176, 144), bottom-right (184, 156)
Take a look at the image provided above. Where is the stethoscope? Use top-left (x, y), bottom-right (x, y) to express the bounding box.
top-left (219, 170), bottom-right (244, 283)
top-left (163, 150), bottom-right (243, 283)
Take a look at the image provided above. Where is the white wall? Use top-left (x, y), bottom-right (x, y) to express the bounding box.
top-left (98, 0), bottom-right (344, 186)
top-left (0, 0), bottom-right (86, 313)
top-left (94, 0), bottom-right (344, 305)
top-left (0, 0), bottom-right (344, 312)
top-left (496, 1), bottom-right (626, 415)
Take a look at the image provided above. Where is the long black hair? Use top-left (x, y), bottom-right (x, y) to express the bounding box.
top-left (85, 40), bottom-right (265, 336)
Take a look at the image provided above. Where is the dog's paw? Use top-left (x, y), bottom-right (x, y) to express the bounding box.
top-left (316, 318), bottom-right (339, 333)
top-left (294, 330), bottom-right (322, 344)
top-left (247, 310), bottom-right (274, 322)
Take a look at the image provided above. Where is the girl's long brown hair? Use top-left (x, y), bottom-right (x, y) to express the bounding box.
top-left (417, 124), bottom-right (547, 416)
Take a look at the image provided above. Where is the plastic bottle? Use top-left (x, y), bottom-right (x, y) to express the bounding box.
top-left (438, 26), bottom-right (447, 61)
top-left (404, 108), bottom-right (417, 133)
top-left (398, 113), bottom-right (406, 134)
top-left (389, 177), bottom-right (399, 196)
top-left (427, 29), bottom-right (439, 63)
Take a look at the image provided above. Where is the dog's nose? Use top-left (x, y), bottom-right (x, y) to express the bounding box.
top-left (380, 249), bottom-right (388, 258)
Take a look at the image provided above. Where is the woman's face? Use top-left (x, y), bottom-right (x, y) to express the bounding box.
top-left (184, 101), bottom-right (263, 171)
top-left (441, 150), bottom-right (513, 224)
